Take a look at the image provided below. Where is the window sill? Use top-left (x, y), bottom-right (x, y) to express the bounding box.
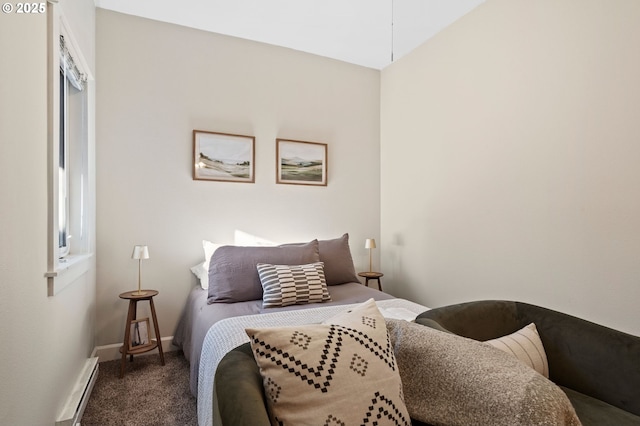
top-left (46, 253), bottom-right (94, 296)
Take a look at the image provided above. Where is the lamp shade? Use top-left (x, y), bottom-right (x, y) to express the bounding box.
top-left (132, 245), bottom-right (149, 260)
top-left (365, 239), bottom-right (376, 249)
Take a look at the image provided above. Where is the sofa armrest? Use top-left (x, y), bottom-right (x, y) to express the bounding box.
top-left (215, 343), bottom-right (271, 426)
top-left (515, 302), bottom-right (640, 417)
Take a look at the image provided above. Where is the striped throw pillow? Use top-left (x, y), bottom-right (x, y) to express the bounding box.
top-left (257, 262), bottom-right (331, 308)
top-left (486, 323), bottom-right (549, 377)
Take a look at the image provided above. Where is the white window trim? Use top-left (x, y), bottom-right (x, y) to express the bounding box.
top-left (46, 1), bottom-right (94, 296)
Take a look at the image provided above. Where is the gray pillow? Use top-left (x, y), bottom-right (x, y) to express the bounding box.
top-left (318, 233), bottom-right (360, 285)
top-left (283, 234), bottom-right (359, 285)
top-left (207, 240), bottom-right (320, 303)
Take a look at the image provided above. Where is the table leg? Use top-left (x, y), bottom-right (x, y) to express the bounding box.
top-left (365, 277), bottom-right (382, 291)
top-left (149, 298), bottom-right (165, 365)
top-left (129, 301), bottom-right (137, 362)
top-left (120, 300), bottom-right (136, 378)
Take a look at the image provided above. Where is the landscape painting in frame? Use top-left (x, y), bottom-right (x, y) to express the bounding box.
top-left (276, 139), bottom-right (327, 186)
top-left (193, 130), bottom-right (255, 183)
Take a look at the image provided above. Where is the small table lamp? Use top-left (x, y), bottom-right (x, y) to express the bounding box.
top-left (131, 245), bottom-right (149, 296)
top-left (365, 238), bottom-right (376, 272)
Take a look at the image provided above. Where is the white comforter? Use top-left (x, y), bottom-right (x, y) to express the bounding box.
top-left (197, 298), bottom-right (428, 426)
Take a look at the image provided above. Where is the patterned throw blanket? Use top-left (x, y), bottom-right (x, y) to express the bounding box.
top-left (197, 298), bottom-right (428, 426)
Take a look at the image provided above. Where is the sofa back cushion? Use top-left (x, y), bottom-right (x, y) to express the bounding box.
top-left (416, 300), bottom-right (521, 340)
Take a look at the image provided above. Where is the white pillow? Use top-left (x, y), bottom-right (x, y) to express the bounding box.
top-left (485, 323), bottom-right (549, 377)
top-left (190, 262), bottom-right (208, 289)
top-left (190, 240), bottom-right (224, 289)
top-left (203, 240), bottom-right (224, 272)
top-left (233, 230), bottom-right (276, 246)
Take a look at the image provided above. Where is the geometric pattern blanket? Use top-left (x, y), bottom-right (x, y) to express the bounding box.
top-left (386, 319), bottom-right (582, 426)
top-left (198, 298), bottom-right (428, 426)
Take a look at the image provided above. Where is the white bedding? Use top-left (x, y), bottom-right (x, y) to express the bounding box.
top-left (197, 298), bottom-right (429, 426)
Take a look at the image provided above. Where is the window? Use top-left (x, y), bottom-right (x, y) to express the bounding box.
top-left (58, 35), bottom-right (87, 258)
top-left (46, 5), bottom-right (93, 295)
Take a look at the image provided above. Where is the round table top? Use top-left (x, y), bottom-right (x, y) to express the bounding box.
top-left (358, 272), bottom-right (384, 278)
top-left (119, 289), bottom-right (158, 300)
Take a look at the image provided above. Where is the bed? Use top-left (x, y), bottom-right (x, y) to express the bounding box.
top-left (171, 234), bottom-right (429, 426)
top-left (173, 281), bottom-right (398, 395)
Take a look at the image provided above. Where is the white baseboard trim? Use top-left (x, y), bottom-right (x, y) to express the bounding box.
top-left (92, 336), bottom-right (177, 363)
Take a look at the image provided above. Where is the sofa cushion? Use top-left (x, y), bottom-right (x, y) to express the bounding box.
top-left (486, 322), bottom-right (549, 377)
top-left (386, 319), bottom-right (581, 426)
top-left (257, 262), bottom-right (330, 308)
top-left (246, 299), bottom-right (411, 426)
top-left (561, 386), bottom-right (640, 426)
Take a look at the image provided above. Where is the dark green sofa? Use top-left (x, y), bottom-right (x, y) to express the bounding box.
top-left (214, 300), bottom-right (640, 425)
top-left (415, 300), bottom-right (640, 425)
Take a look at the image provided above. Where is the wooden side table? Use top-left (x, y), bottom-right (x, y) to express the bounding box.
top-left (119, 289), bottom-right (165, 378)
top-left (358, 272), bottom-right (384, 291)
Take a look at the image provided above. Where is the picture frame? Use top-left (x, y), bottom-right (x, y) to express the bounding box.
top-left (276, 139), bottom-right (328, 186)
top-left (129, 318), bottom-right (152, 351)
top-left (193, 130), bottom-right (255, 183)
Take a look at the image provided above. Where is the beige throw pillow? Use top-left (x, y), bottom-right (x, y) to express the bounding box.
top-left (246, 299), bottom-right (411, 426)
top-left (486, 322), bottom-right (549, 377)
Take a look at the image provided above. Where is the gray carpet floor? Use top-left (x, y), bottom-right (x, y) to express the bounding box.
top-left (82, 351), bottom-right (197, 426)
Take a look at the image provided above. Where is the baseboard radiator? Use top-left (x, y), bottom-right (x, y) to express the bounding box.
top-left (56, 357), bottom-right (99, 426)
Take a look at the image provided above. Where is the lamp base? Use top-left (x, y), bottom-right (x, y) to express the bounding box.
top-left (132, 290), bottom-right (147, 296)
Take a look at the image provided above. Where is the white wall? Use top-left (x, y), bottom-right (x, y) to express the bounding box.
top-left (95, 10), bottom-right (381, 346)
top-left (381, 0), bottom-right (640, 336)
top-left (0, 0), bottom-right (96, 424)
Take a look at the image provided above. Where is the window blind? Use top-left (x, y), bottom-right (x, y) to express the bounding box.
top-left (60, 35), bottom-right (86, 91)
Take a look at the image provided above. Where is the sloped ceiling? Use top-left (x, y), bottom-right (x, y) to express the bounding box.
top-left (95, 0), bottom-right (485, 69)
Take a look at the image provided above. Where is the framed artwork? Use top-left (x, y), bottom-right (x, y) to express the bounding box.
top-left (276, 139), bottom-right (327, 186)
top-left (193, 130), bottom-right (255, 183)
top-left (129, 318), bottom-right (152, 351)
